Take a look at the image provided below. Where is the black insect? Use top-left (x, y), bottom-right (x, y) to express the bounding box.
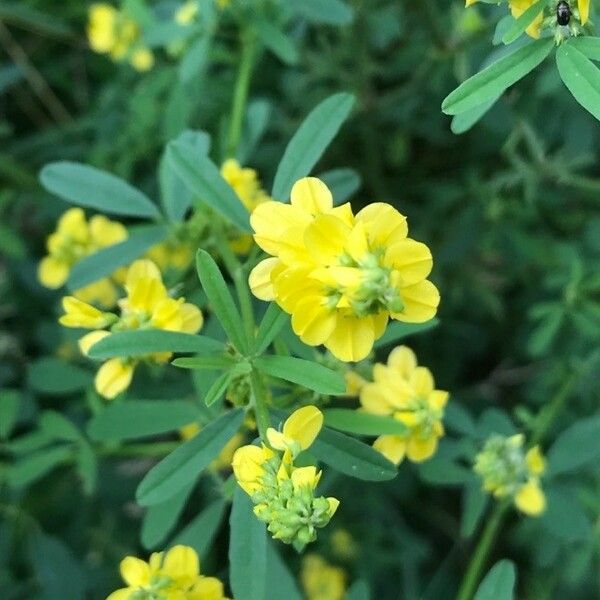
top-left (556, 1), bottom-right (572, 26)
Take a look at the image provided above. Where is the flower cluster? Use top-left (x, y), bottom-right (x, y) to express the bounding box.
top-left (107, 545), bottom-right (228, 600)
top-left (249, 177), bottom-right (439, 362)
top-left (221, 158), bottom-right (270, 254)
top-left (474, 434), bottom-right (546, 516)
top-left (88, 3), bottom-right (154, 71)
top-left (359, 346), bottom-right (449, 465)
top-left (38, 207), bottom-right (127, 307)
top-left (232, 406), bottom-right (339, 549)
top-left (465, 0), bottom-right (590, 39)
top-left (301, 554), bottom-right (346, 600)
top-left (60, 259), bottom-right (203, 399)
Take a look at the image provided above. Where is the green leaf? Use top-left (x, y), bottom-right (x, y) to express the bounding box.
top-left (255, 305), bottom-right (289, 355)
top-left (323, 409), bottom-right (409, 436)
top-left (87, 400), bottom-right (199, 441)
top-left (166, 142), bottom-right (251, 231)
top-left (373, 318), bottom-right (439, 349)
top-left (570, 36), bottom-right (600, 61)
top-left (461, 482), bottom-right (488, 538)
top-left (255, 18), bottom-right (299, 65)
top-left (546, 413), bottom-right (600, 475)
top-left (7, 446), bottom-right (73, 488)
top-left (195, 250), bottom-right (250, 353)
top-left (229, 487), bottom-right (268, 600)
top-left (142, 482), bottom-right (195, 549)
top-left (445, 402), bottom-right (476, 437)
top-left (272, 93), bottom-right (355, 201)
top-left (292, 0), bottom-right (354, 26)
top-left (474, 560), bottom-right (516, 600)
top-left (0, 389), bottom-right (20, 439)
top-left (347, 580), bottom-right (371, 600)
top-left (172, 355), bottom-right (236, 370)
top-left (476, 408), bottom-right (516, 438)
top-left (87, 330), bottom-right (224, 359)
top-left (172, 498), bottom-right (227, 559)
top-left (179, 34), bottom-right (212, 84)
top-left (501, 0), bottom-right (545, 45)
top-left (67, 224), bottom-right (168, 290)
top-left (311, 427), bottom-right (397, 481)
top-left (268, 542), bottom-right (303, 600)
top-left (319, 168), bottom-right (361, 203)
top-left (419, 458), bottom-right (475, 486)
top-left (39, 411), bottom-right (82, 442)
top-left (539, 488), bottom-right (592, 541)
top-left (556, 43), bottom-right (600, 122)
top-left (442, 39), bottom-right (553, 115)
top-left (28, 358), bottom-right (92, 395)
top-left (136, 408), bottom-right (244, 505)
top-left (254, 355), bottom-right (345, 395)
top-left (160, 130), bottom-right (211, 222)
top-left (39, 161), bottom-right (160, 218)
top-left (451, 96), bottom-right (499, 135)
top-left (76, 440), bottom-right (98, 495)
top-left (203, 370), bottom-right (233, 407)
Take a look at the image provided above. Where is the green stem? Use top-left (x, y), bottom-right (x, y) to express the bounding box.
top-left (226, 30), bottom-right (256, 159)
top-left (457, 370), bottom-right (576, 600)
top-left (456, 502), bottom-right (509, 600)
top-left (250, 368), bottom-right (271, 443)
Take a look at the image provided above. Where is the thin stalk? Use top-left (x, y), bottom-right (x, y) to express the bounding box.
top-left (226, 30), bottom-right (256, 159)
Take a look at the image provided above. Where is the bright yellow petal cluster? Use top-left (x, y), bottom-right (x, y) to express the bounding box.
top-left (88, 3), bottom-right (154, 71)
top-left (38, 208), bottom-right (127, 307)
top-left (221, 159), bottom-right (271, 254)
top-left (359, 346), bottom-right (448, 465)
top-left (474, 434), bottom-right (546, 516)
top-left (106, 545), bottom-right (229, 600)
top-left (60, 259), bottom-right (203, 399)
top-left (232, 407), bottom-right (339, 547)
top-left (301, 554), bottom-right (346, 600)
top-left (249, 178), bottom-right (439, 362)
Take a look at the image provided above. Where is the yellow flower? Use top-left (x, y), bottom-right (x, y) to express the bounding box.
top-left (248, 177), bottom-right (439, 362)
top-left (360, 346), bottom-right (448, 465)
top-left (231, 444), bottom-right (275, 495)
top-left (107, 545), bottom-right (228, 600)
top-left (88, 4), bottom-right (118, 54)
top-left (221, 159), bottom-right (271, 254)
top-left (59, 259), bottom-right (203, 399)
top-left (130, 47), bottom-right (155, 72)
top-left (266, 405), bottom-right (323, 456)
top-left (175, 0), bottom-right (199, 25)
top-left (38, 208), bottom-right (127, 307)
top-left (579, 0), bottom-right (590, 24)
top-left (301, 555), bottom-right (346, 600)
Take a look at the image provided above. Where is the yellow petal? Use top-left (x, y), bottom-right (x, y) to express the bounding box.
top-left (579, 0), bottom-right (590, 24)
top-left (126, 259), bottom-right (162, 289)
top-left (130, 47), bottom-right (154, 72)
top-left (325, 315), bottom-right (375, 362)
top-left (232, 445), bottom-right (270, 495)
top-left (355, 203), bottom-right (408, 248)
top-left (344, 221), bottom-right (369, 262)
top-left (57, 207), bottom-right (88, 240)
top-left (162, 545), bottom-right (199, 583)
top-left (151, 298), bottom-right (184, 331)
top-left (360, 384), bottom-right (394, 415)
top-left (385, 238), bottom-right (433, 285)
top-left (59, 296), bottom-right (112, 329)
top-left (38, 256), bottom-right (69, 288)
top-left (95, 359), bottom-right (135, 400)
top-left (429, 390), bottom-right (449, 410)
top-left (127, 276), bottom-right (168, 314)
top-left (525, 446), bottom-right (546, 476)
top-left (304, 214), bottom-right (351, 265)
top-left (373, 435), bottom-right (406, 465)
top-left (78, 330), bottom-right (110, 356)
top-left (266, 428), bottom-right (288, 451)
top-left (75, 278), bottom-right (119, 309)
top-left (291, 465), bottom-right (321, 490)
top-left (515, 480), bottom-right (546, 516)
top-left (406, 434), bottom-right (438, 462)
top-left (89, 215), bottom-right (127, 247)
top-left (250, 201), bottom-right (309, 255)
top-left (248, 257), bottom-right (279, 300)
top-left (179, 303), bottom-right (203, 334)
top-left (393, 279), bottom-right (440, 323)
top-left (289, 177), bottom-right (333, 213)
top-left (291, 297), bottom-right (337, 346)
top-left (189, 577), bottom-right (227, 600)
top-left (387, 345), bottom-right (417, 378)
top-left (283, 405), bottom-right (324, 450)
top-left (327, 497), bottom-right (340, 517)
top-left (106, 589), bottom-right (133, 600)
top-left (410, 366), bottom-right (435, 396)
top-left (119, 556), bottom-right (150, 587)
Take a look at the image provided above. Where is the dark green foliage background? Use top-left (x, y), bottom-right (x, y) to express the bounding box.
top-left (1, 1), bottom-right (599, 599)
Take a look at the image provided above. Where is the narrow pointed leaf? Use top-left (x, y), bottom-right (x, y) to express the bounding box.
top-left (501, 0), bottom-right (545, 45)
top-left (255, 305), bottom-right (289, 355)
top-left (323, 409), bottom-right (409, 436)
top-left (474, 560), bottom-right (516, 600)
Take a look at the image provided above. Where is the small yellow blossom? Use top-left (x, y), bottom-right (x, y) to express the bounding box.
top-left (59, 259), bottom-right (203, 399)
top-left (266, 405), bottom-right (324, 457)
top-left (175, 0), bottom-right (199, 25)
top-left (88, 3), bottom-right (154, 71)
top-left (38, 208), bottom-right (127, 307)
top-left (301, 554), bottom-right (346, 600)
top-left (474, 434), bottom-right (547, 517)
top-left (221, 159), bottom-right (271, 254)
top-left (248, 178), bottom-right (439, 362)
top-left (106, 545), bottom-right (228, 600)
top-left (360, 346), bottom-right (448, 465)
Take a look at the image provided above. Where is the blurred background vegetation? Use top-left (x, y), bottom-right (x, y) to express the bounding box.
top-left (1, 1), bottom-right (599, 599)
